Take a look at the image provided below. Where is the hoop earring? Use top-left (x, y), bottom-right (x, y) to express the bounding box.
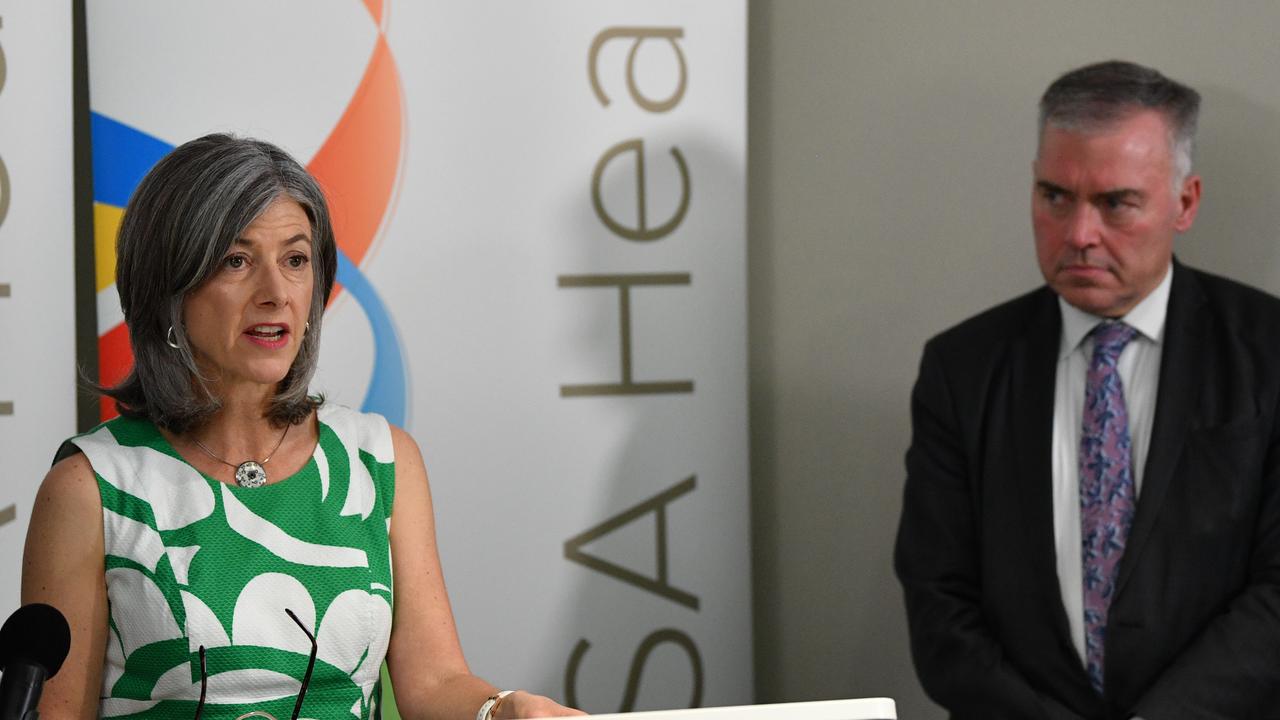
top-left (166, 326), bottom-right (181, 349)
top-left (305, 321), bottom-right (310, 334)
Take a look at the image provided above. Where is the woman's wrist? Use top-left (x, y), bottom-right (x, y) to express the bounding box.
top-left (477, 689), bottom-right (515, 720)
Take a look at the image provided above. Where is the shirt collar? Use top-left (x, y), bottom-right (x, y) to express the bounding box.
top-left (1058, 262), bottom-right (1172, 358)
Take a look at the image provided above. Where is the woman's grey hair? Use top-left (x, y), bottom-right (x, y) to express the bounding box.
top-left (103, 133), bottom-right (338, 433)
top-left (1039, 60), bottom-right (1201, 189)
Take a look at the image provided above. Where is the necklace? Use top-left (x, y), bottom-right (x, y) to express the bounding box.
top-left (191, 423), bottom-right (290, 488)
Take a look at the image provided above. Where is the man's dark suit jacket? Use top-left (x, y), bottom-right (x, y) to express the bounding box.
top-left (895, 261), bottom-right (1280, 720)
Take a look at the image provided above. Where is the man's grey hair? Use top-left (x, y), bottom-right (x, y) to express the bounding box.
top-left (103, 133), bottom-right (338, 433)
top-left (1039, 60), bottom-right (1201, 188)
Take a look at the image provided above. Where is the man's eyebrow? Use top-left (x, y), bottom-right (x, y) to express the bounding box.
top-left (1035, 180), bottom-right (1071, 195)
top-left (1093, 188), bottom-right (1144, 202)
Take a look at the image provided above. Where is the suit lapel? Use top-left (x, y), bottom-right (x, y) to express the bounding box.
top-left (1012, 290), bottom-right (1062, 585)
top-left (1011, 291), bottom-right (1084, 651)
top-left (1114, 262), bottom-right (1207, 598)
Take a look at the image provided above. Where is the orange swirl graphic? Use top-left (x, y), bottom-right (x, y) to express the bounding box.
top-left (308, 31), bottom-right (403, 288)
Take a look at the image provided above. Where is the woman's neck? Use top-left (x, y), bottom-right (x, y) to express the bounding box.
top-left (185, 383), bottom-right (282, 460)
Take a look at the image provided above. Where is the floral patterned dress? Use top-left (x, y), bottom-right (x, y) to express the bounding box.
top-left (66, 405), bottom-right (395, 719)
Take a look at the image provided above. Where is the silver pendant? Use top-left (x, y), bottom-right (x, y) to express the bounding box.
top-left (235, 460), bottom-right (267, 488)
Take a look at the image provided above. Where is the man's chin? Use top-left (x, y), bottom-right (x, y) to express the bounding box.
top-left (1055, 286), bottom-right (1131, 318)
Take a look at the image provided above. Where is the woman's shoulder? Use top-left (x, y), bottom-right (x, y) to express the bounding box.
top-left (34, 449), bottom-right (103, 539)
top-left (316, 403), bottom-right (395, 464)
top-left (55, 414), bottom-right (161, 461)
top-left (43, 450), bottom-right (99, 501)
top-left (51, 415), bottom-right (177, 489)
top-left (44, 415), bottom-right (161, 494)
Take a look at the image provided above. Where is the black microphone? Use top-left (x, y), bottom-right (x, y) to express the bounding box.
top-left (0, 604), bottom-right (72, 720)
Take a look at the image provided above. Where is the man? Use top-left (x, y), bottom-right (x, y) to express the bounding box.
top-left (895, 60), bottom-right (1280, 720)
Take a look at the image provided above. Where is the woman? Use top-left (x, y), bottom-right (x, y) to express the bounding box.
top-left (22, 134), bottom-right (582, 720)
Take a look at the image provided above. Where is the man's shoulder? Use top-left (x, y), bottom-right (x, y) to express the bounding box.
top-left (1182, 264), bottom-right (1280, 330)
top-left (927, 284), bottom-right (1056, 353)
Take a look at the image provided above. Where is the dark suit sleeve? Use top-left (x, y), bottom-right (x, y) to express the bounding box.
top-left (1132, 414), bottom-right (1280, 719)
top-left (895, 342), bottom-right (1078, 720)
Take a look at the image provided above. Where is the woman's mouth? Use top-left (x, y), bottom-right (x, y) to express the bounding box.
top-left (243, 324), bottom-right (289, 348)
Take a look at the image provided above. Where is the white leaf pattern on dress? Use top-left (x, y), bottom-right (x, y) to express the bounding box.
top-left (232, 573), bottom-right (316, 656)
top-left (152, 662), bottom-right (197, 700)
top-left (320, 405), bottom-right (393, 464)
top-left (351, 596), bottom-right (391, 690)
top-left (102, 623), bottom-right (126, 696)
top-left (321, 406), bottom-right (379, 520)
top-left (222, 485), bottom-right (368, 567)
top-left (181, 590), bottom-right (230, 653)
top-left (105, 568), bottom-right (182, 656)
top-left (77, 426), bottom-right (215, 530)
top-left (316, 442), bottom-right (331, 501)
top-left (315, 590), bottom-right (390, 679)
top-left (339, 448), bottom-right (375, 521)
top-left (203, 668), bottom-right (301, 704)
top-left (99, 697), bottom-right (160, 718)
top-left (316, 590), bottom-right (372, 674)
top-left (103, 508), bottom-right (166, 572)
top-left (126, 444), bottom-right (216, 530)
top-left (166, 545), bottom-right (200, 585)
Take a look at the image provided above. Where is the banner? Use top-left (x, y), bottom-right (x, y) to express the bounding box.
top-left (0, 3), bottom-right (77, 616)
top-left (86, 1), bottom-right (748, 714)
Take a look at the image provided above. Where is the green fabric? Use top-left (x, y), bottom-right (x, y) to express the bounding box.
top-left (73, 406), bottom-right (395, 720)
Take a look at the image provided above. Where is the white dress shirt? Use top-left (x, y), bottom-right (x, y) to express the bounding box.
top-left (1051, 264), bottom-right (1172, 667)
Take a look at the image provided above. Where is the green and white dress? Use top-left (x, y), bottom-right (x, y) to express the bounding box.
top-left (66, 404), bottom-right (396, 720)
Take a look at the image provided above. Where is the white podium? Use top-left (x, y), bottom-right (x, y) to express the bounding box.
top-left (557, 698), bottom-right (897, 719)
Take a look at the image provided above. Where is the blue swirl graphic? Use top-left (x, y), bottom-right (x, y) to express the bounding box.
top-left (336, 251), bottom-right (407, 425)
top-left (90, 113), bottom-right (173, 207)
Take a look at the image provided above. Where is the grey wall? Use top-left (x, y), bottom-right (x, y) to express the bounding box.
top-left (747, 2), bottom-right (1280, 718)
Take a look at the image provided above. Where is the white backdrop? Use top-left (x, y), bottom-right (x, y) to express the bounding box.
top-left (0, 3), bottom-right (77, 616)
top-left (372, 5), bottom-right (751, 712)
top-left (84, 1), bottom-right (749, 713)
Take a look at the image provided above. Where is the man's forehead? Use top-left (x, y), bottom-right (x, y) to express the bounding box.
top-left (1038, 109), bottom-right (1175, 150)
top-left (1037, 115), bottom-right (1174, 168)
top-left (1043, 102), bottom-right (1170, 130)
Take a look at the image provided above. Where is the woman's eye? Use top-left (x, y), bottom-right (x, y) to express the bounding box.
top-left (287, 254), bottom-right (310, 269)
top-left (224, 254), bottom-right (247, 269)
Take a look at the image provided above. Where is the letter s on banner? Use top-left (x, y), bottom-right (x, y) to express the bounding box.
top-left (564, 629), bottom-right (704, 712)
top-left (0, 18), bottom-right (8, 230)
top-left (0, 152), bottom-right (10, 230)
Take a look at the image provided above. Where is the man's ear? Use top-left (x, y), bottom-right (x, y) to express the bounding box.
top-left (1174, 174), bottom-right (1202, 233)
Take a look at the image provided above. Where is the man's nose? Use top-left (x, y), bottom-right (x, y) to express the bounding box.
top-left (1064, 205), bottom-right (1102, 250)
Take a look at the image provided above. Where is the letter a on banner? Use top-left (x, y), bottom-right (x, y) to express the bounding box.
top-left (564, 476), bottom-right (699, 609)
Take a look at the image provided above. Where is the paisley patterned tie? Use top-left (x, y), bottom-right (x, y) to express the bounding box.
top-left (1080, 321), bottom-right (1138, 694)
